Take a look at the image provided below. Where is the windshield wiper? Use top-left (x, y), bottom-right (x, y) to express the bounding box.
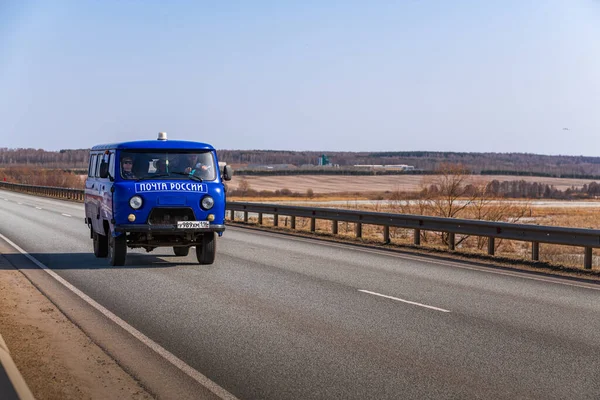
top-left (168, 172), bottom-right (203, 182)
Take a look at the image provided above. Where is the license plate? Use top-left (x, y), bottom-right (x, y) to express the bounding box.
top-left (177, 221), bottom-right (209, 229)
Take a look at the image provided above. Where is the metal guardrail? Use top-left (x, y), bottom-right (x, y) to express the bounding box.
top-left (0, 182), bottom-right (84, 202)
top-left (1, 182), bottom-right (599, 269)
top-left (226, 202), bottom-right (600, 270)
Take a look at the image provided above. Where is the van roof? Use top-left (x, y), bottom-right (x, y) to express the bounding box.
top-left (90, 140), bottom-right (215, 151)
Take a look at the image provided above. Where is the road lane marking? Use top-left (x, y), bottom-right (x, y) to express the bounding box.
top-left (235, 227), bottom-right (600, 291)
top-left (61, 213), bottom-right (72, 217)
top-left (35, 207), bottom-right (42, 210)
top-left (359, 289), bottom-right (451, 313)
top-left (0, 233), bottom-right (239, 400)
top-left (17, 202), bottom-right (22, 205)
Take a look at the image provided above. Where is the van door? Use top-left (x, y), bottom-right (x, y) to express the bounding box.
top-left (97, 151), bottom-right (114, 235)
top-left (85, 153), bottom-right (100, 233)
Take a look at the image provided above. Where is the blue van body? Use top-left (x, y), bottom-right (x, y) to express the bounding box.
top-left (85, 135), bottom-right (231, 266)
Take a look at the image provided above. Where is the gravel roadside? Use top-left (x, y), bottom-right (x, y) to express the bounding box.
top-left (0, 253), bottom-right (154, 400)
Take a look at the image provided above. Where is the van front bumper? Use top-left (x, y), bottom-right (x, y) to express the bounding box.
top-left (114, 224), bottom-right (226, 233)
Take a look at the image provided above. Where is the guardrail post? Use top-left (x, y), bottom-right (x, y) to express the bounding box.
top-left (487, 237), bottom-right (495, 256)
top-left (244, 211), bottom-right (248, 223)
top-left (414, 229), bottom-right (421, 245)
top-left (383, 226), bottom-right (390, 244)
top-left (584, 247), bottom-right (593, 270)
top-left (274, 213), bottom-right (279, 227)
top-left (291, 216), bottom-right (296, 229)
top-left (229, 209), bottom-right (234, 221)
top-left (332, 220), bottom-right (338, 235)
top-left (448, 232), bottom-right (455, 251)
top-left (356, 223), bottom-right (362, 238)
top-left (310, 217), bottom-right (316, 232)
top-left (532, 242), bottom-right (539, 261)
top-left (258, 213), bottom-right (263, 225)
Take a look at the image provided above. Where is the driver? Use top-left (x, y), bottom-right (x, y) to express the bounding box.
top-left (121, 156), bottom-right (136, 179)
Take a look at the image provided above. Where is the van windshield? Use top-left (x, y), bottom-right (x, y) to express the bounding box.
top-left (119, 151), bottom-right (217, 181)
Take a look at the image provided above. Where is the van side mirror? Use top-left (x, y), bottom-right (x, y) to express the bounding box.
top-left (223, 165), bottom-right (233, 181)
top-left (99, 161), bottom-right (110, 179)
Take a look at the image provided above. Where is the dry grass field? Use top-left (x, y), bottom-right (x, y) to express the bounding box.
top-left (227, 174), bottom-right (600, 271)
top-left (229, 174), bottom-right (599, 195)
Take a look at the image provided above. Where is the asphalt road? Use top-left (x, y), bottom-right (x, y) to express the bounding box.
top-left (1, 189), bottom-right (600, 399)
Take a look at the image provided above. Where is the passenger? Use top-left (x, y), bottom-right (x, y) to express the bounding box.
top-left (187, 159), bottom-right (211, 178)
top-left (182, 154), bottom-right (204, 174)
top-left (121, 156), bottom-right (136, 179)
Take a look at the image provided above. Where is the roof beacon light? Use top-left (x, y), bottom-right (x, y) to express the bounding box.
top-left (157, 132), bottom-right (167, 141)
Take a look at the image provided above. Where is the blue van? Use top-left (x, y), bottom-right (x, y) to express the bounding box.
top-left (84, 132), bottom-right (232, 266)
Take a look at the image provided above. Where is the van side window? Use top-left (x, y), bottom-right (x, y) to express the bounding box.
top-left (95, 154), bottom-right (103, 177)
top-left (89, 154), bottom-right (97, 177)
top-left (108, 152), bottom-right (115, 178)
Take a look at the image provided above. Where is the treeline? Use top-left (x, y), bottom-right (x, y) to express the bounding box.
top-left (481, 170), bottom-right (600, 180)
top-left (450, 180), bottom-right (600, 200)
top-left (4, 147), bottom-right (600, 178)
top-left (216, 150), bottom-right (600, 177)
top-left (0, 148), bottom-right (89, 168)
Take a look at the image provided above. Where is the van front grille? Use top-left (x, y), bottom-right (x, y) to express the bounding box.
top-left (148, 207), bottom-right (196, 225)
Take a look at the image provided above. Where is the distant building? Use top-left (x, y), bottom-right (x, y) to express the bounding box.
top-left (318, 154), bottom-right (331, 166)
top-left (245, 164), bottom-right (297, 170)
top-left (353, 164), bottom-right (415, 171)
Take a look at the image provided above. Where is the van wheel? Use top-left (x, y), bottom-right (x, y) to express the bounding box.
top-left (93, 231), bottom-right (108, 258)
top-left (173, 247), bottom-right (189, 257)
top-left (196, 233), bottom-right (216, 265)
top-left (109, 234), bottom-right (127, 266)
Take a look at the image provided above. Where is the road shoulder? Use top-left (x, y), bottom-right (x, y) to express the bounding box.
top-left (0, 252), bottom-right (154, 399)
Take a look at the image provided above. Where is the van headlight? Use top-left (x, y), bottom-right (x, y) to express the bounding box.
top-left (200, 195), bottom-right (214, 210)
top-left (129, 195), bottom-right (143, 209)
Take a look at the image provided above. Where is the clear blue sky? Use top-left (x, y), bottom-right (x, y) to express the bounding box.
top-left (1, 1), bottom-right (599, 154)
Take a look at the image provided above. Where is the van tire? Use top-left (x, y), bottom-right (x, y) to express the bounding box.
top-left (196, 233), bottom-right (216, 265)
top-left (173, 247), bottom-right (189, 257)
top-left (93, 231), bottom-right (108, 258)
top-left (109, 234), bottom-right (127, 266)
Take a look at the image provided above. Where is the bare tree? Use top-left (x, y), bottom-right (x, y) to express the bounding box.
top-left (389, 163), bottom-right (531, 247)
top-left (238, 179), bottom-right (251, 194)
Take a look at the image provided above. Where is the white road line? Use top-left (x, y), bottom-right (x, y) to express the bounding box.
top-left (359, 289), bottom-right (451, 313)
top-left (35, 207), bottom-right (42, 210)
top-left (61, 213), bottom-right (72, 217)
top-left (17, 202), bottom-right (22, 205)
top-left (0, 233), bottom-right (238, 400)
